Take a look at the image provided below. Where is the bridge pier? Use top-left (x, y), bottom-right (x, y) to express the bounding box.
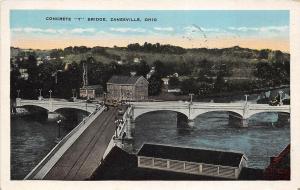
top-left (275, 113), bottom-right (290, 127)
top-left (242, 119), bottom-right (249, 128)
top-left (125, 117), bottom-right (134, 139)
top-left (48, 112), bottom-right (60, 121)
top-left (188, 119), bottom-right (195, 127)
top-left (176, 113), bottom-right (192, 128)
top-left (228, 113), bottom-right (248, 128)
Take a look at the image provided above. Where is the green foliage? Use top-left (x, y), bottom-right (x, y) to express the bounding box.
top-left (127, 42), bottom-right (186, 54)
top-left (168, 77), bottom-right (180, 88)
top-left (10, 45), bottom-right (290, 99)
top-left (136, 60), bottom-right (150, 77)
top-left (148, 74), bottom-right (163, 96)
top-left (254, 60), bottom-right (290, 86)
top-left (181, 78), bottom-right (199, 95)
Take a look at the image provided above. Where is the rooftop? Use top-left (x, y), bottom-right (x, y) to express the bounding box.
top-left (107, 75), bottom-right (144, 85)
top-left (90, 146), bottom-right (262, 180)
top-left (80, 85), bottom-right (103, 89)
top-left (137, 144), bottom-right (246, 167)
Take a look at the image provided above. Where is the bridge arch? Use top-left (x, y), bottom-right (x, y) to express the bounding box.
top-left (133, 109), bottom-right (189, 121)
top-left (246, 111), bottom-right (290, 127)
top-left (190, 109), bottom-right (244, 120)
top-left (19, 105), bottom-right (49, 112)
top-left (54, 107), bottom-right (90, 115)
top-left (134, 110), bottom-right (189, 128)
top-left (245, 110), bottom-right (290, 120)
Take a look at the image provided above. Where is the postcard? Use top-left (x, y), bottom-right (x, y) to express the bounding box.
top-left (1, 0), bottom-right (300, 190)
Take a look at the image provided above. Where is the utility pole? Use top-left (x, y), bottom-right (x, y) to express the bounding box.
top-left (17, 89), bottom-right (20, 98)
top-left (279, 91), bottom-right (283, 106)
top-left (189, 93), bottom-right (194, 104)
top-left (245, 94), bottom-right (249, 104)
top-left (49, 90), bottom-right (52, 99)
top-left (83, 62), bottom-right (88, 87)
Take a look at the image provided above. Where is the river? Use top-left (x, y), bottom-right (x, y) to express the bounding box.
top-left (10, 111), bottom-right (87, 180)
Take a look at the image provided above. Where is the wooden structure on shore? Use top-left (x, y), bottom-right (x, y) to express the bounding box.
top-left (137, 144), bottom-right (248, 179)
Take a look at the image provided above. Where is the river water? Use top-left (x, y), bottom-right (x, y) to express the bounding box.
top-left (11, 114), bottom-right (81, 180)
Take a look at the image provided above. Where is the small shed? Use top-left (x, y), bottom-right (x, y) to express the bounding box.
top-left (137, 144), bottom-right (248, 179)
top-left (80, 85), bottom-right (103, 99)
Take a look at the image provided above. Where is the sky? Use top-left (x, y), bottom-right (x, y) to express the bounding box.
top-left (10, 10), bottom-right (289, 51)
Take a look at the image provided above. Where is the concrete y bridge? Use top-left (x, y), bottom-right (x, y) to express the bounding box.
top-left (20, 100), bottom-right (289, 180)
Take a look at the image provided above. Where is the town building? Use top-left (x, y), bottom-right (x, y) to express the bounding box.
top-left (79, 85), bottom-right (103, 99)
top-left (146, 66), bottom-right (155, 79)
top-left (106, 75), bottom-right (148, 101)
top-left (137, 144), bottom-right (248, 179)
top-left (19, 68), bottom-right (29, 80)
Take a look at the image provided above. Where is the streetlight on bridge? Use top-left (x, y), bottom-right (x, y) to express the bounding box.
top-left (56, 118), bottom-right (62, 143)
top-left (49, 89), bottom-right (52, 99)
top-left (17, 89), bottom-right (20, 99)
top-left (245, 94), bottom-right (249, 104)
top-left (72, 89), bottom-right (76, 101)
top-left (38, 88), bottom-right (43, 100)
top-left (189, 93), bottom-right (194, 104)
top-left (279, 91), bottom-right (283, 106)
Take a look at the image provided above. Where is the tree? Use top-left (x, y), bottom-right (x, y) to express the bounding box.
top-left (168, 77), bottom-right (180, 88)
top-left (136, 60), bottom-right (150, 77)
top-left (180, 78), bottom-right (198, 95)
top-left (26, 55), bottom-right (38, 84)
top-left (213, 75), bottom-right (226, 93)
top-left (258, 49), bottom-right (270, 59)
top-left (254, 61), bottom-right (273, 81)
top-left (148, 74), bottom-right (162, 96)
top-left (153, 60), bottom-right (169, 77)
top-left (10, 60), bottom-right (20, 99)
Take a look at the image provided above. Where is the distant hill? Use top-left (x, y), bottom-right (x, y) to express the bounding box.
top-left (11, 44), bottom-right (290, 79)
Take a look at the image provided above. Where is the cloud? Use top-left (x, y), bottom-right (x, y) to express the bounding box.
top-left (70, 28), bottom-right (96, 34)
top-left (109, 27), bottom-right (146, 33)
top-left (183, 25), bottom-right (220, 33)
top-left (153, 27), bottom-right (174, 32)
top-left (228, 26), bottom-right (289, 33)
top-left (11, 27), bottom-right (97, 35)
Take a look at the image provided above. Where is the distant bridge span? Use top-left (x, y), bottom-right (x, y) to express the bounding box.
top-left (130, 101), bottom-right (290, 127)
top-left (16, 98), bottom-right (99, 113)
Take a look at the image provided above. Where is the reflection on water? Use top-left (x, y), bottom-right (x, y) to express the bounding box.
top-left (131, 111), bottom-right (290, 169)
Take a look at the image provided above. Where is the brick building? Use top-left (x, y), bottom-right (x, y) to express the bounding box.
top-left (107, 75), bottom-right (148, 101)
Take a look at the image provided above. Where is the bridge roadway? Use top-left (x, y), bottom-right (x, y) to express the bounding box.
top-left (42, 107), bottom-right (117, 180)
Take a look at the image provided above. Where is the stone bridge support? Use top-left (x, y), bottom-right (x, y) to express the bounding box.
top-left (125, 116), bottom-right (134, 139)
top-left (275, 113), bottom-right (290, 127)
top-left (228, 113), bottom-right (248, 128)
top-left (176, 113), bottom-right (193, 128)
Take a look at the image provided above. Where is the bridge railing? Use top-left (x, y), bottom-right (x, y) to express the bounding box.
top-left (114, 106), bottom-right (132, 138)
top-left (24, 106), bottom-right (105, 180)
